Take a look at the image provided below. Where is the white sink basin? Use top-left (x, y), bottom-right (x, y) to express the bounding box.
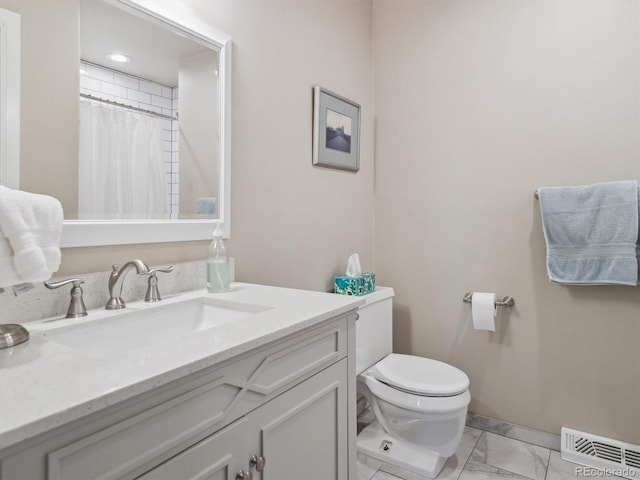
top-left (41, 296), bottom-right (271, 359)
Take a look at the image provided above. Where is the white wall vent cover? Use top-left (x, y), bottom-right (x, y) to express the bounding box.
top-left (562, 427), bottom-right (640, 479)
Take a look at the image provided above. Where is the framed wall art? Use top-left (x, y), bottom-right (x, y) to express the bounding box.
top-left (312, 86), bottom-right (360, 172)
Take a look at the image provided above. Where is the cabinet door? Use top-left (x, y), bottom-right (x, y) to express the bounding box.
top-left (137, 417), bottom-right (248, 480)
top-left (247, 359), bottom-right (348, 480)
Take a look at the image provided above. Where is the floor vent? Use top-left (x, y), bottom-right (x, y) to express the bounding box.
top-left (562, 428), bottom-right (640, 479)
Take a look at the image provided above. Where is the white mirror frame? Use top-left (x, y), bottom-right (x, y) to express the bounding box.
top-left (61, 0), bottom-right (231, 247)
top-left (0, 7), bottom-right (20, 190)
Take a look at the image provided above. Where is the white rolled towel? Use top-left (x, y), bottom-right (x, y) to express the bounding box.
top-left (0, 232), bottom-right (22, 287)
top-left (0, 186), bottom-right (63, 285)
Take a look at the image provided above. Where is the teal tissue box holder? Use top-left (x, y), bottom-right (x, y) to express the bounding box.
top-left (334, 273), bottom-right (376, 296)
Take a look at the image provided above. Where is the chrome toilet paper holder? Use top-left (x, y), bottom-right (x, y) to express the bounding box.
top-left (463, 292), bottom-right (515, 308)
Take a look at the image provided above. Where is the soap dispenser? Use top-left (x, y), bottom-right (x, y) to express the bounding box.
top-left (207, 225), bottom-right (230, 293)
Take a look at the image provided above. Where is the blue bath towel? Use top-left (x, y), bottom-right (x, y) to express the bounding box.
top-left (196, 197), bottom-right (216, 215)
top-left (538, 181), bottom-right (639, 285)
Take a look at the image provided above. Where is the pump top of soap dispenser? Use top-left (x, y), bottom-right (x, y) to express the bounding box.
top-left (209, 225), bottom-right (227, 257)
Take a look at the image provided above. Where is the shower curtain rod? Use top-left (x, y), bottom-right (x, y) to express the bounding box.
top-left (80, 93), bottom-right (178, 121)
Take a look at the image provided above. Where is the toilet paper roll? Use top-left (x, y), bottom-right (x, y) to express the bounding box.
top-left (471, 292), bottom-right (496, 331)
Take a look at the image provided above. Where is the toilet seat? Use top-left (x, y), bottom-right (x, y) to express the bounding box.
top-left (362, 374), bottom-right (470, 413)
top-left (369, 353), bottom-right (469, 396)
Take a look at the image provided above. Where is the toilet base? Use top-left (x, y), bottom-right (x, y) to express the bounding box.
top-left (357, 420), bottom-right (448, 478)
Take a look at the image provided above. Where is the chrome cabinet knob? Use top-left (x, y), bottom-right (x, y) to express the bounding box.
top-left (236, 470), bottom-right (252, 480)
top-left (249, 455), bottom-right (266, 472)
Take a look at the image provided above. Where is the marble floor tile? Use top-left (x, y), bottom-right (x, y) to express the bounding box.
top-left (459, 461), bottom-right (533, 480)
top-left (466, 414), bottom-right (560, 451)
top-left (545, 452), bottom-right (625, 480)
top-left (358, 453), bottom-right (384, 480)
top-left (466, 415), bottom-right (513, 436)
top-left (438, 427), bottom-right (484, 480)
top-left (470, 432), bottom-right (550, 480)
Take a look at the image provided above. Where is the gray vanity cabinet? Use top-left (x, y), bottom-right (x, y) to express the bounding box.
top-left (140, 359), bottom-right (348, 480)
top-left (138, 417), bottom-right (248, 480)
top-left (0, 314), bottom-right (356, 480)
top-left (246, 359), bottom-right (348, 480)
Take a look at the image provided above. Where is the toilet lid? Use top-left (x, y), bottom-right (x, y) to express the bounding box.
top-left (370, 353), bottom-right (469, 396)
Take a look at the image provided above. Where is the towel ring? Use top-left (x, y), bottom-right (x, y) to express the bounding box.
top-left (463, 292), bottom-right (515, 308)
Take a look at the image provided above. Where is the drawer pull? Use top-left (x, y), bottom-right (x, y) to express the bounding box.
top-left (236, 470), bottom-right (252, 480)
top-left (250, 454), bottom-right (266, 472)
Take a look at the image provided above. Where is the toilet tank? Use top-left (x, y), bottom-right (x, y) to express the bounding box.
top-left (355, 287), bottom-right (394, 375)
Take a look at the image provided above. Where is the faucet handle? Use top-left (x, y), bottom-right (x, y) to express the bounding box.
top-left (45, 278), bottom-right (88, 318)
top-left (144, 265), bottom-right (174, 302)
top-left (148, 266), bottom-right (175, 275)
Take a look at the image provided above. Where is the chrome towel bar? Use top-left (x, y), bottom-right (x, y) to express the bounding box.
top-left (463, 292), bottom-right (515, 307)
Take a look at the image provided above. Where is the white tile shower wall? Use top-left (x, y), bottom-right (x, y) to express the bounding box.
top-left (171, 87), bottom-right (179, 218)
top-left (79, 61), bottom-right (179, 216)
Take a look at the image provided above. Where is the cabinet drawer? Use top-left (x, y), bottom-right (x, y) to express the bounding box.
top-left (46, 318), bottom-right (347, 480)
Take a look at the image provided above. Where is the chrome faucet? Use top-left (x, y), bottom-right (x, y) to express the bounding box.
top-left (144, 265), bottom-right (175, 303)
top-left (45, 278), bottom-right (88, 318)
top-left (106, 259), bottom-right (149, 310)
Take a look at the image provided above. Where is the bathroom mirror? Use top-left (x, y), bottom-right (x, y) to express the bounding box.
top-left (0, 6), bottom-right (20, 190)
top-left (63, 0), bottom-right (231, 246)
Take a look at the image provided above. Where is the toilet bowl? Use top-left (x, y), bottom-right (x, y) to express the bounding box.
top-left (356, 288), bottom-right (470, 478)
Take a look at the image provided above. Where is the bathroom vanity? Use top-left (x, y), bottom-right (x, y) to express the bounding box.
top-left (0, 284), bottom-right (363, 480)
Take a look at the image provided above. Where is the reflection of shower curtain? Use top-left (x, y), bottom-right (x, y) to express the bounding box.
top-left (78, 101), bottom-right (168, 219)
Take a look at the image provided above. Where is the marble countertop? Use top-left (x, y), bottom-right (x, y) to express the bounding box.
top-left (0, 283), bottom-right (363, 451)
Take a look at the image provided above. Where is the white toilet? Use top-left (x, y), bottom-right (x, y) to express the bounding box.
top-left (356, 287), bottom-right (470, 478)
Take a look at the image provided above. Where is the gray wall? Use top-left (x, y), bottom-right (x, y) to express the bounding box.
top-left (373, 0), bottom-right (640, 443)
top-left (201, 0), bottom-right (375, 290)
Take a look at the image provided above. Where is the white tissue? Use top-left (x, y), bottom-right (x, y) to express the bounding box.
top-left (346, 253), bottom-right (362, 277)
top-left (472, 292), bottom-right (496, 331)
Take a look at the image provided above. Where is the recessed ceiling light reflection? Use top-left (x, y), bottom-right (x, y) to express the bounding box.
top-left (106, 53), bottom-right (132, 63)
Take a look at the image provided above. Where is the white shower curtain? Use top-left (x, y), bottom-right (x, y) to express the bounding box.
top-left (78, 101), bottom-right (168, 219)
